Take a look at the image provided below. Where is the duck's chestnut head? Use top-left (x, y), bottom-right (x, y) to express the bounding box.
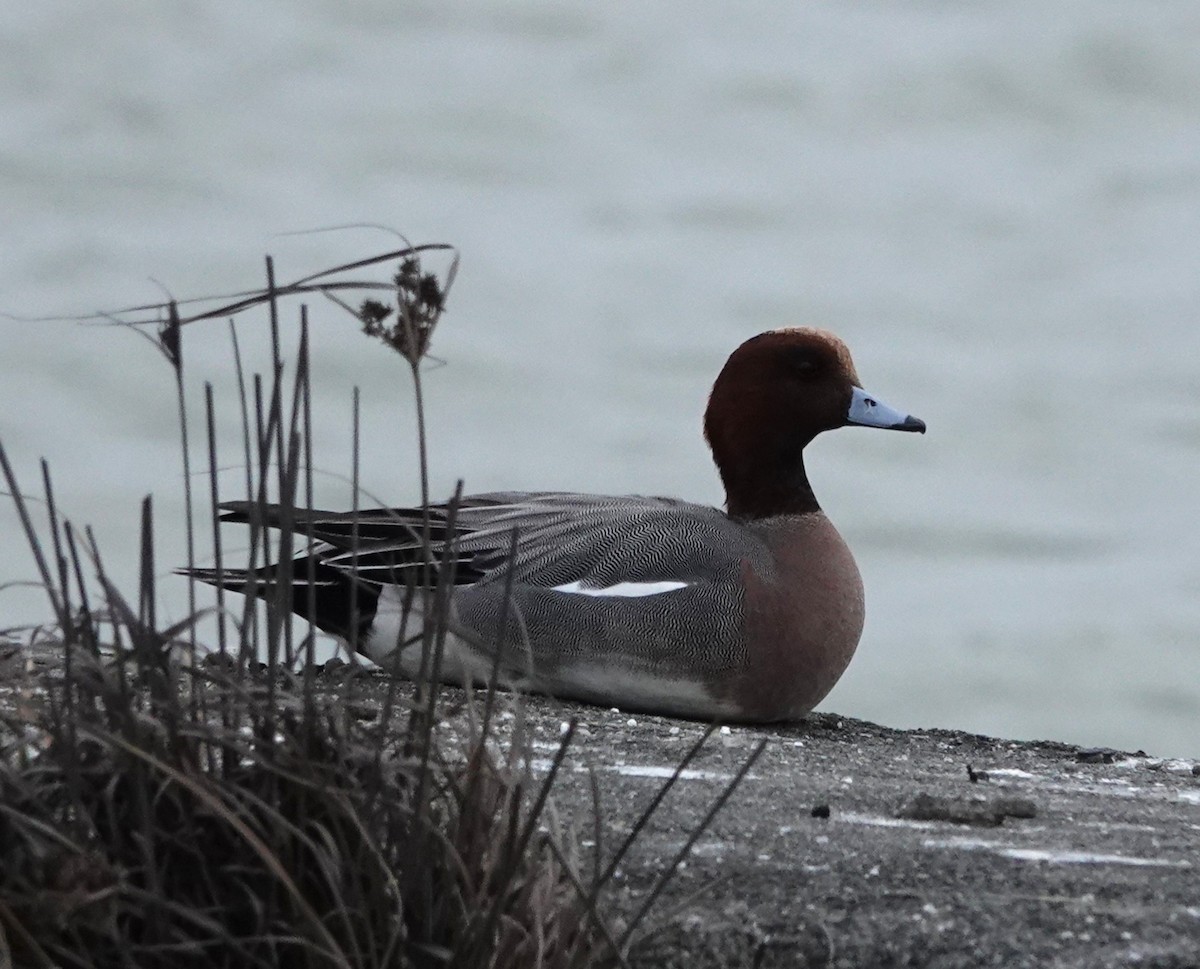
top-left (704, 328), bottom-right (924, 519)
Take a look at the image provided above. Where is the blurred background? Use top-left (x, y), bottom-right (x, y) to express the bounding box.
top-left (2, 1), bottom-right (1198, 755)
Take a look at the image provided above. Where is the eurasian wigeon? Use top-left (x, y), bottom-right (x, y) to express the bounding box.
top-left (195, 328), bottom-right (924, 722)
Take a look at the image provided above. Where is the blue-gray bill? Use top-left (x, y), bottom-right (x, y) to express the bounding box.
top-left (846, 386), bottom-right (926, 433)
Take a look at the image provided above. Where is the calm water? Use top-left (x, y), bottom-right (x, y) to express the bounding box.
top-left (3, 2), bottom-right (1199, 755)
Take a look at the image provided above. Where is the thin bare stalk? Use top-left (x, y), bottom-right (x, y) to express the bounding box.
top-left (479, 526), bottom-right (520, 741)
top-left (595, 724), bottom-right (717, 894)
top-left (230, 320), bottom-right (259, 666)
top-left (166, 302), bottom-right (198, 668)
top-left (618, 737), bottom-right (770, 953)
top-left (38, 462), bottom-right (75, 654)
top-left (340, 386), bottom-right (362, 741)
top-left (349, 386), bottom-right (361, 661)
top-left (299, 308), bottom-right (318, 698)
top-left (204, 383), bottom-right (227, 660)
top-left (0, 442), bottom-right (68, 629)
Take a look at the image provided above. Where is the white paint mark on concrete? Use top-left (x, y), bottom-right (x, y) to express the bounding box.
top-left (999, 848), bottom-right (1190, 867)
top-left (1112, 757), bottom-right (1198, 774)
top-left (924, 838), bottom-right (1190, 868)
top-left (611, 764), bottom-right (740, 782)
top-left (839, 812), bottom-right (940, 830)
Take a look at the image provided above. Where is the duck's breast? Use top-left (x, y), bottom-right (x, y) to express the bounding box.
top-left (722, 512), bottom-right (865, 721)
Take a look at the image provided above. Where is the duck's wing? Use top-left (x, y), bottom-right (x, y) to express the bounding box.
top-left (433, 492), bottom-right (774, 703)
top-left (206, 494), bottom-right (772, 694)
top-left (216, 491), bottom-right (766, 592)
top-left (452, 491), bottom-right (766, 590)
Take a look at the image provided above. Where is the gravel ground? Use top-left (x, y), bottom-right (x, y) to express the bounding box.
top-left (510, 700), bottom-right (1200, 969)
top-left (3, 643), bottom-right (1199, 968)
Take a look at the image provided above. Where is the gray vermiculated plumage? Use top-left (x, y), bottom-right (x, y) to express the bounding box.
top-left (213, 492), bottom-right (781, 682)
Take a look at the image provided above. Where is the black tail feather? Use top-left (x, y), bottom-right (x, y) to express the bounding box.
top-left (185, 559), bottom-right (382, 642)
top-left (191, 501), bottom-right (489, 640)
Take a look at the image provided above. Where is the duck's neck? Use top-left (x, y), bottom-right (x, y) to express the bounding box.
top-left (723, 448), bottom-right (821, 521)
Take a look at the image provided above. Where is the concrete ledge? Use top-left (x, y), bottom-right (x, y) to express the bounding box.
top-left (480, 691), bottom-right (1200, 968)
top-left (4, 645), bottom-right (1198, 967)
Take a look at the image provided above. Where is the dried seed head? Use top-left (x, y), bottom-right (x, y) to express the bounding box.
top-left (359, 255), bottom-right (448, 365)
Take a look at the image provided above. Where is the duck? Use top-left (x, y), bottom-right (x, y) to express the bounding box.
top-left (192, 327), bottom-right (924, 722)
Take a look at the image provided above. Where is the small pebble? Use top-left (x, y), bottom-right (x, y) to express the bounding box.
top-left (1076, 747), bottom-right (1119, 764)
top-left (811, 804), bottom-right (831, 819)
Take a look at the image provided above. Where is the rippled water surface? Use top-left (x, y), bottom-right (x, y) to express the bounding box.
top-left (3, 2), bottom-right (1199, 754)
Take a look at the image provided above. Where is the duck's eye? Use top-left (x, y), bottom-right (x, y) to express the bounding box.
top-left (790, 352), bottom-right (822, 377)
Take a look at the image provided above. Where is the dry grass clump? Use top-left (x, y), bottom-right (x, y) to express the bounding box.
top-left (0, 624), bottom-right (600, 968)
top-left (0, 244), bottom-right (760, 968)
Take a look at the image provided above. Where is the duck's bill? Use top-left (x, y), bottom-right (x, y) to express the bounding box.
top-left (846, 386), bottom-right (926, 433)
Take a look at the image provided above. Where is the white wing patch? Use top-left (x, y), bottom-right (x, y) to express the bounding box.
top-left (551, 579), bottom-right (690, 598)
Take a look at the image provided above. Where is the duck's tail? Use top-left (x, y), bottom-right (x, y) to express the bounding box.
top-left (182, 559), bottom-right (382, 643)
